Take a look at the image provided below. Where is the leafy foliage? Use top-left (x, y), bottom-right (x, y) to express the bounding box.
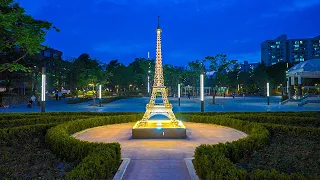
top-left (0, 0), bottom-right (58, 72)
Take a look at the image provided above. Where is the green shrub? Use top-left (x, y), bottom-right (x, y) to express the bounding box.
top-left (66, 146), bottom-right (119, 179)
top-left (184, 114), bottom-right (320, 179)
top-left (0, 123), bottom-right (58, 144)
top-left (185, 115), bottom-right (269, 179)
top-left (46, 114), bottom-right (142, 178)
top-left (229, 114), bottom-right (320, 128)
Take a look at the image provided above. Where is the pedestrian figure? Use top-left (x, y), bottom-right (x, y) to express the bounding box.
top-left (187, 92), bottom-right (190, 99)
top-left (27, 99), bottom-right (33, 108)
top-left (232, 92), bottom-right (235, 99)
top-left (224, 92), bottom-right (226, 98)
top-left (243, 93), bottom-right (245, 99)
top-left (58, 91), bottom-right (62, 100)
top-left (55, 90), bottom-right (58, 100)
top-left (31, 95), bottom-right (36, 107)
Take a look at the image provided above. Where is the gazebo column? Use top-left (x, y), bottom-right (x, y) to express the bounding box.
top-left (297, 75), bottom-right (302, 97)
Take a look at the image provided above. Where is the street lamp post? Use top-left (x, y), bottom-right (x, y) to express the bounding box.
top-left (178, 83), bottom-right (181, 106)
top-left (41, 67), bottom-right (46, 112)
top-left (99, 84), bottom-right (102, 107)
top-left (267, 82), bottom-right (270, 105)
top-left (200, 67), bottom-right (204, 112)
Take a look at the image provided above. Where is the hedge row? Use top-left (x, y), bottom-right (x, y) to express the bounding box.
top-left (185, 114), bottom-right (320, 179)
top-left (0, 123), bottom-right (58, 144)
top-left (46, 114), bottom-right (142, 178)
top-left (184, 112), bottom-right (320, 118)
top-left (0, 112), bottom-right (137, 128)
top-left (0, 115), bottom-right (92, 128)
top-left (184, 115), bottom-right (269, 179)
top-left (229, 114), bottom-right (320, 128)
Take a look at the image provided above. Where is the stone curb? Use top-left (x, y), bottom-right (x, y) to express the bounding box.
top-left (113, 158), bottom-right (131, 180)
top-left (185, 158), bottom-right (199, 180)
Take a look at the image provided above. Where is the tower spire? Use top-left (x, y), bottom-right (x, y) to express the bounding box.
top-left (157, 16), bottom-right (160, 29)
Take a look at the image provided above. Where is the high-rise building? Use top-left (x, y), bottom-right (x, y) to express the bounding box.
top-left (240, 61), bottom-right (259, 72)
top-left (261, 35), bottom-right (320, 66)
top-left (233, 60), bottom-right (259, 73)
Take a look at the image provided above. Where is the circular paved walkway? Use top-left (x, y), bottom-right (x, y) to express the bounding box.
top-left (74, 122), bottom-right (247, 180)
top-left (74, 122), bottom-right (247, 159)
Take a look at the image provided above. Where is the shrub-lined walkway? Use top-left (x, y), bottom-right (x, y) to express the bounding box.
top-left (73, 122), bottom-right (247, 179)
top-left (1, 112), bottom-right (319, 179)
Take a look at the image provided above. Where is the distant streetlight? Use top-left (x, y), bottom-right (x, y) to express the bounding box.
top-left (178, 83), bottom-right (181, 106)
top-left (99, 84), bottom-right (102, 107)
top-left (200, 67), bottom-right (204, 112)
top-left (41, 67), bottom-right (46, 112)
top-left (267, 82), bottom-right (270, 105)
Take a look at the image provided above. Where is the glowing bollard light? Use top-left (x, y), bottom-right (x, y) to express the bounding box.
top-left (99, 84), bottom-right (102, 107)
top-left (178, 84), bottom-right (181, 106)
top-left (41, 67), bottom-right (46, 112)
top-left (267, 82), bottom-right (270, 105)
top-left (200, 74), bottom-right (204, 112)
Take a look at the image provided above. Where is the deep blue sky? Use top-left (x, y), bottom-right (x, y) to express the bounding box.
top-left (17, 0), bottom-right (319, 66)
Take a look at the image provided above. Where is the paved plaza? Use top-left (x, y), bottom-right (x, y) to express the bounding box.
top-left (2, 96), bottom-right (320, 113)
top-left (74, 122), bottom-right (247, 180)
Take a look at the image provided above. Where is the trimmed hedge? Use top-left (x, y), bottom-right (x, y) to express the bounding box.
top-left (184, 115), bottom-right (269, 179)
top-left (229, 114), bottom-right (320, 128)
top-left (184, 112), bottom-right (320, 118)
top-left (0, 112), bottom-right (137, 128)
top-left (0, 123), bottom-right (58, 144)
top-left (184, 114), bottom-right (320, 179)
top-left (46, 114), bottom-right (142, 178)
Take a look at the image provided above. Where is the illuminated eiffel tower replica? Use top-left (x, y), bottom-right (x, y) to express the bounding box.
top-left (132, 16), bottom-right (186, 139)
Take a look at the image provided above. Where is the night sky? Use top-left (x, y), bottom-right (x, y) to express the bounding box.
top-left (17, 0), bottom-right (320, 66)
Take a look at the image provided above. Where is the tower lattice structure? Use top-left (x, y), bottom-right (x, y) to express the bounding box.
top-left (141, 16), bottom-right (177, 123)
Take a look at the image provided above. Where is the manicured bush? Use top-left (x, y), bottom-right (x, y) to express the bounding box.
top-left (184, 115), bottom-right (269, 179)
top-left (0, 123), bottom-right (58, 144)
top-left (46, 114), bottom-right (142, 179)
top-left (229, 114), bottom-right (320, 128)
top-left (0, 112), bottom-right (138, 128)
top-left (184, 114), bottom-right (320, 179)
top-left (66, 146), bottom-right (119, 179)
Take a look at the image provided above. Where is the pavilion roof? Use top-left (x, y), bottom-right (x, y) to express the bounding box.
top-left (288, 58), bottom-right (320, 78)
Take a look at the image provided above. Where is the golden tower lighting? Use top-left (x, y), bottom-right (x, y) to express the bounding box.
top-left (132, 16), bottom-right (186, 139)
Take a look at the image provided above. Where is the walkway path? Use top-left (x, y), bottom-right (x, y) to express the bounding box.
top-left (74, 122), bottom-right (247, 180)
top-left (2, 96), bottom-right (320, 113)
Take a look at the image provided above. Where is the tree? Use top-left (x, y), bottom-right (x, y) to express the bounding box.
top-left (251, 63), bottom-right (268, 96)
top-left (0, 0), bottom-right (59, 72)
top-left (206, 54), bottom-right (237, 103)
top-left (186, 60), bottom-right (205, 97)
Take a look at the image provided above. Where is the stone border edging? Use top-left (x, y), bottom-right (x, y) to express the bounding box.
top-left (185, 158), bottom-right (199, 180)
top-left (113, 158), bottom-right (131, 180)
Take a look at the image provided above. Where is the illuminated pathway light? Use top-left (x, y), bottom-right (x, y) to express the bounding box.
top-left (99, 84), bottom-right (102, 107)
top-left (267, 82), bottom-right (270, 105)
top-left (178, 83), bottom-right (180, 106)
top-left (200, 73), bottom-right (204, 112)
top-left (41, 67), bottom-right (46, 112)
